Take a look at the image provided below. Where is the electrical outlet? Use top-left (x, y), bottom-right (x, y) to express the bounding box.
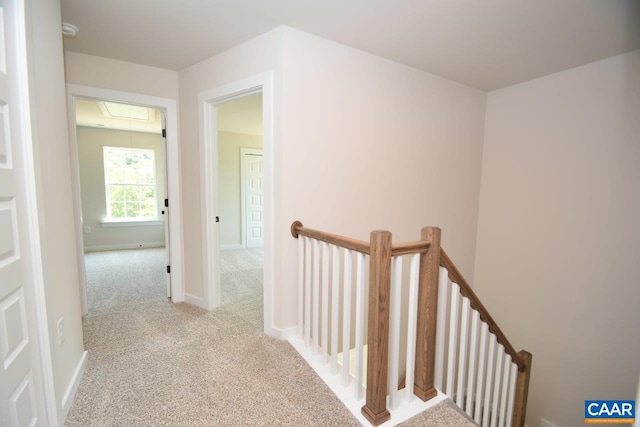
top-left (84, 226), bottom-right (92, 233)
top-left (57, 317), bottom-right (64, 346)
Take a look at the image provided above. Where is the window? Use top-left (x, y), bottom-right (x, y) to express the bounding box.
top-left (103, 146), bottom-right (157, 220)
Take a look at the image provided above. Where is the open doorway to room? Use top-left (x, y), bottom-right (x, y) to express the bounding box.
top-left (199, 72), bottom-right (274, 335)
top-left (216, 93), bottom-right (264, 306)
top-left (71, 97), bottom-right (172, 314)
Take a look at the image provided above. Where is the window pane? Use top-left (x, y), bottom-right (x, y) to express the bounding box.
top-left (126, 202), bottom-right (140, 218)
top-left (109, 185), bottom-right (126, 202)
top-left (110, 202), bottom-right (125, 218)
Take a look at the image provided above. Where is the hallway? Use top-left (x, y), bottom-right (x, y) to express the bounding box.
top-left (65, 248), bottom-right (359, 425)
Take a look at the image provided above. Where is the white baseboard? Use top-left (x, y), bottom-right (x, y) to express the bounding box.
top-left (271, 325), bottom-right (296, 340)
top-left (60, 350), bottom-right (88, 423)
top-left (84, 242), bottom-right (165, 252)
top-left (183, 293), bottom-right (208, 310)
top-left (220, 244), bottom-right (244, 250)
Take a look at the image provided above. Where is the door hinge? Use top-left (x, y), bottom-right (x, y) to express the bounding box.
top-left (162, 129), bottom-right (166, 138)
top-left (216, 216), bottom-right (219, 223)
top-left (166, 265), bottom-right (171, 274)
top-left (164, 199), bottom-right (169, 207)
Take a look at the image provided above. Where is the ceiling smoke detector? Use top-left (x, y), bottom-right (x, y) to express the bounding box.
top-left (62, 22), bottom-right (79, 38)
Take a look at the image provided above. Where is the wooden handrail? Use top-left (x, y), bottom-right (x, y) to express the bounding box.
top-left (439, 248), bottom-right (525, 371)
top-left (391, 241), bottom-right (430, 256)
top-left (291, 221), bottom-right (370, 254)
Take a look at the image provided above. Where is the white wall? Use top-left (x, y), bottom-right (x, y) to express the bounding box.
top-left (76, 127), bottom-right (166, 251)
top-left (177, 27), bottom-right (284, 305)
top-left (178, 26), bottom-right (486, 330)
top-left (64, 51), bottom-right (179, 99)
top-left (26, 0), bottom-right (85, 422)
top-left (218, 132), bottom-right (263, 247)
top-left (474, 50), bottom-right (640, 427)
top-left (277, 28), bottom-right (487, 327)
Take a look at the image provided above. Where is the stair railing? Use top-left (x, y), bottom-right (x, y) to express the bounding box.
top-left (437, 249), bottom-right (532, 427)
top-left (290, 221), bottom-right (532, 427)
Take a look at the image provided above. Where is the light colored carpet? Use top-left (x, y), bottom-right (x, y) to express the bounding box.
top-left (66, 248), bottom-right (476, 426)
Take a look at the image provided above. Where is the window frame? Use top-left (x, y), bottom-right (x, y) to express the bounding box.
top-left (102, 146), bottom-right (159, 222)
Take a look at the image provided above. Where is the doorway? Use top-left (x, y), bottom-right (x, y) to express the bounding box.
top-left (73, 98), bottom-right (171, 301)
top-left (66, 85), bottom-right (184, 315)
top-left (216, 94), bottom-right (263, 307)
top-left (198, 71), bottom-right (274, 335)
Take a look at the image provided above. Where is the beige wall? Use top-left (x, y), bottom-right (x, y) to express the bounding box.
top-left (26, 0), bottom-right (84, 422)
top-left (474, 50), bottom-right (640, 427)
top-left (218, 132), bottom-right (263, 247)
top-left (76, 127), bottom-right (166, 251)
top-left (64, 51), bottom-right (179, 99)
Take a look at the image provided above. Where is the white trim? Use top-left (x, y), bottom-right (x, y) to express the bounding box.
top-left (198, 71), bottom-right (275, 337)
top-left (183, 293), bottom-right (208, 310)
top-left (271, 325), bottom-right (297, 340)
top-left (220, 244), bottom-right (244, 251)
top-left (16, 0), bottom-right (59, 422)
top-left (84, 242), bottom-right (165, 253)
top-left (101, 220), bottom-right (163, 228)
top-left (289, 338), bottom-right (448, 426)
top-left (66, 84), bottom-right (185, 307)
top-left (60, 351), bottom-right (88, 420)
top-left (240, 148), bottom-right (263, 248)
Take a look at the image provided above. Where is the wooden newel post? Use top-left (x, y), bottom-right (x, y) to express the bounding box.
top-left (512, 350), bottom-right (532, 427)
top-left (361, 231), bottom-right (392, 426)
top-left (413, 227), bottom-right (441, 401)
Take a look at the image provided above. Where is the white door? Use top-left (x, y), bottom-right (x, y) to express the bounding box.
top-left (241, 149), bottom-right (263, 248)
top-left (0, 0), bottom-right (50, 425)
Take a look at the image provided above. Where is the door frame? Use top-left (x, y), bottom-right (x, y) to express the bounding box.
top-left (240, 148), bottom-right (263, 248)
top-left (198, 71), bottom-right (274, 335)
top-left (3, 0), bottom-right (57, 422)
top-left (65, 84), bottom-right (185, 314)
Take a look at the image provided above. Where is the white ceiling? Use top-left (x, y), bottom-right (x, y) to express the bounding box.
top-left (60, 0), bottom-right (640, 91)
top-left (74, 99), bottom-right (162, 134)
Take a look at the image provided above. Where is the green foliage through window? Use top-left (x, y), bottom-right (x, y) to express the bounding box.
top-left (103, 147), bottom-right (157, 220)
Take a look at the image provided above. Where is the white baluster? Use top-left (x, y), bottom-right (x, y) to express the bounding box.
top-left (456, 296), bottom-right (470, 408)
top-left (388, 256), bottom-right (403, 409)
top-left (312, 239), bottom-right (320, 354)
top-left (482, 335), bottom-right (496, 427)
top-left (304, 237), bottom-right (311, 347)
top-left (446, 283), bottom-right (460, 397)
top-left (321, 242), bottom-right (329, 364)
top-left (499, 353), bottom-right (511, 427)
top-left (490, 345), bottom-right (504, 427)
top-left (474, 322), bottom-right (488, 424)
top-left (505, 363), bottom-right (518, 427)
top-left (354, 252), bottom-right (366, 400)
top-left (404, 253), bottom-right (420, 402)
top-left (434, 267), bottom-right (449, 391)
top-left (465, 309), bottom-right (480, 417)
top-left (297, 235), bottom-right (304, 339)
top-left (330, 245), bottom-right (340, 374)
top-left (342, 249), bottom-right (352, 387)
